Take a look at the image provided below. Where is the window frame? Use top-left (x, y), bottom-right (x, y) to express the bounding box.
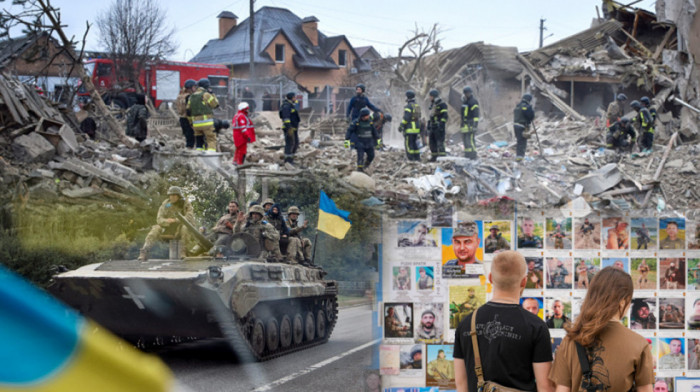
top-left (275, 44), bottom-right (285, 63)
top-left (338, 49), bottom-right (347, 67)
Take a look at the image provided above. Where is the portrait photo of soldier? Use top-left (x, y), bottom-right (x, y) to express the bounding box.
top-left (399, 344), bottom-right (423, 371)
top-left (425, 344), bottom-right (455, 389)
top-left (659, 218), bottom-right (686, 250)
top-left (393, 266), bottom-right (411, 291)
top-left (631, 217), bottom-right (658, 250)
top-left (414, 303), bottom-right (443, 343)
top-left (449, 285), bottom-right (485, 329)
top-left (546, 257), bottom-right (572, 289)
top-left (603, 217), bottom-right (630, 250)
top-left (520, 296), bottom-right (544, 320)
top-left (689, 258), bottom-right (700, 290)
top-left (658, 337), bottom-right (685, 370)
top-left (574, 257), bottom-right (599, 289)
top-left (688, 296), bottom-right (700, 331)
top-left (524, 257), bottom-right (544, 289)
top-left (397, 221), bottom-right (438, 247)
top-left (574, 216), bottom-right (601, 250)
top-left (689, 220), bottom-right (700, 250)
top-left (442, 221), bottom-right (484, 278)
top-left (659, 257), bottom-right (686, 290)
top-left (482, 220), bottom-right (511, 254)
top-left (517, 216), bottom-right (543, 249)
top-left (384, 303), bottom-right (413, 339)
top-left (631, 258), bottom-right (657, 290)
top-left (653, 378), bottom-right (673, 392)
top-left (659, 297), bottom-right (685, 329)
top-left (689, 339), bottom-right (700, 371)
top-left (630, 298), bottom-right (657, 330)
top-left (415, 266), bottom-right (435, 290)
top-left (545, 297), bottom-right (572, 329)
top-left (545, 217), bottom-right (572, 250)
top-left (602, 257), bottom-right (629, 272)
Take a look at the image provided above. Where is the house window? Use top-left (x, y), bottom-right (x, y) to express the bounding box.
top-left (275, 44), bottom-right (285, 63)
top-left (338, 50), bottom-right (347, 67)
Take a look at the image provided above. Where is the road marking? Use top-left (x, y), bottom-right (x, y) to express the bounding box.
top-left (122, 286), bottom-right (146, 309)
top-left (252, 338), bottom-right (380, 392)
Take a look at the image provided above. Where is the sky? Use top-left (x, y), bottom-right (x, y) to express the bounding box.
top-left (4, 0), bottom-right (657, 61)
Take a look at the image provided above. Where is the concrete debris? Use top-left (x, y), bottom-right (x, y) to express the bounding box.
top-left (575, 163), bottom-right (622, 195)
top-left (11, 132), bottom-right (56, 163)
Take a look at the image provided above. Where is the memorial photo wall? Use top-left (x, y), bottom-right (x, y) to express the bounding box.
top-left (378, 208), bottom-right (700, 391)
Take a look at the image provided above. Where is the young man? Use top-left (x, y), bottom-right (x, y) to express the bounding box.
top-left (518, 217), bottom-right (542, 249)
top-left (660, 221), bottom-right (684, 249)
top-left (545, 299), bottom-right (570, 328)
top-left (444, 221), bottom-right (483, 278)
top-left (453, 251), bottom-right (553, 392)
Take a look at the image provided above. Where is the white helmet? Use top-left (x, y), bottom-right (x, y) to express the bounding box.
top-left (238, 102), bottom-right (249, 111)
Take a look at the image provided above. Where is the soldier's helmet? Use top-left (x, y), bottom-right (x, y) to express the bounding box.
top-left (262, 198), bottom-right (274, 208)
top-left (384, 113), bottom-right (392, 122)
top-left (405, 90), bottom-right (415, 99)
top-left (617, 93), bottom-right (628, 101)
top-left (463, 86), bottom-right (473, 95)
top-left (288, 206), bottom-right (300, 215)
top-left (355, 83), bottom-right (366, 92)
top-left (621, 117), bottom-right (631, 125)
top-left (248, 205), bottom-right (265, 217)
top-left (286, 91), bottom-right (296, 100)
top-left (522, 93), bottom-right (533, 103)
top-left (429, 89), bottom-right (439, 98)
top-left (184, 79), bottom-right (196, 89)
top-left (359, 107), bottom-right (371, 117)
top-left (630, 100), bottom-right (642, 110)
top-left (453, 221), bottom-right (478, 238)
top-left (167, 186), bottom-right (183, 197)
top-left (640, 96), bottom-right (651, 105)
top-left (197, 78), bottom-right (210, 89)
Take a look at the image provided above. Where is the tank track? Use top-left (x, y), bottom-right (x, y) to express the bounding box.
top-left (219, 284), bottom-right (339, 362)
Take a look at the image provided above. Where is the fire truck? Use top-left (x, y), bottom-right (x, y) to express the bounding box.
top-left (78, 58), bottom-right (229, 109)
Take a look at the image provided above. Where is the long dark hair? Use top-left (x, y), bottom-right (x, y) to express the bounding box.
top-left (566, 267), bottom-right (633, 346)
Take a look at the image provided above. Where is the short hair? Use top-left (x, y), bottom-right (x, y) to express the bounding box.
top-left (523, 298), bottom-right (539, 307)
top-left (491, 251), bottom-right (527, 290)
top-left (666, 221), bottom-right (679, 228)
top-left (670, 338), bottom-right (682, 345)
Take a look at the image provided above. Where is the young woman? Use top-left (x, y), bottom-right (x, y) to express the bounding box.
top-left (549, 267), bottom-right (653, 392)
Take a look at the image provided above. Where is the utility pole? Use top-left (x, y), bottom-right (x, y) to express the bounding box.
top-left (249, 0), bottom-right (255, 80)
top-left (539, 18), bottom-right (546, 48)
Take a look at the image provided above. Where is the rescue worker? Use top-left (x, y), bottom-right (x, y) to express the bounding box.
top-left (513, 93), bottom-right (535, 161)
top-left (232, 102), bottom-right (256, 165)
top-left (371, 111), bottom-right (391, 149)
top-left (398, 90), bottom-right (422, 162)
top-left (139, 186), bottom-right (194, 261)
top-left (632, 99), bottom-right (654, 153)
top-left (188, 78), bottom-right (219, 152)
top-left (640, 96), bottom-right (657, 123)
top-left (125, 93), bottom-right (149, 142)
top-left (346, 83), bottom-right (380, 122)
top-left (175, 79), bottom-right (197, 149)
top-left (605, 93), bottom-right (627, 130)
top-left (345, 107), bottom-right (380, 172)
top-left (287, 206), bottom-right (313, 265)
top-left (460, 86), bottom-right (480, 159)
top-left (279, 92), bottom-right (301, 164)
top-left (233, 205), bottom-right (281, 261)
top-left (427, 89), bottom-right (448, 161)
top-left (606, 117), bottom-right (637, 152)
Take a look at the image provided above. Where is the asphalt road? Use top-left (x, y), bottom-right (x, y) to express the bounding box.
top-left (159, 304), bottom-right (377, 392)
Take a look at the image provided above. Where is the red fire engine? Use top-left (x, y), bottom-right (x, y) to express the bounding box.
top-left (78, 58), bottom-right (229, 109)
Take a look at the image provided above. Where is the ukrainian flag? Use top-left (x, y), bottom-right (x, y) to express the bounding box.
top-left (0, 266), bottom-right (175, 392)
top-left (317, 190), bottom-right (352, 239)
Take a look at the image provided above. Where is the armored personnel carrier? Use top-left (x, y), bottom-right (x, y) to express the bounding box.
top-left (48, 232), bottom-right (338, 361)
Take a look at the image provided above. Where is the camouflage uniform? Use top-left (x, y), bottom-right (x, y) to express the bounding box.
top-left (658, 353), bottom-right (685, 370)
top-left (287, 206), bottom-right (312, 262)
top-left (139, 186), bottom-right (194, 260)
top-left (484, 226), bottom-right (510, 253)
top-left (427, 354), bottom-right (454, 380)
top-left (209, 211), bottom-right (237, 254)
top-left (233, 205), bottom-right (281, 260)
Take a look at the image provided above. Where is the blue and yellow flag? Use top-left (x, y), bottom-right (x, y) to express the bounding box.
top-left (317, 190), bottom-right (352, 239)
top-left (0, 266), bottom-right (175, 392)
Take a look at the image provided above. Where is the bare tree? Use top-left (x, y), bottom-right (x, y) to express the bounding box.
top-left (394, 23), bottom-right (442, 85)
top-left (96, 0), bottom-right (176, 93)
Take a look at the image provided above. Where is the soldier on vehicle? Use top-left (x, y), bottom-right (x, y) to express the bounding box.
top-left (139, 186), bottom-right (195, 261)
top-left (233, 205), bottom-right (281, 261)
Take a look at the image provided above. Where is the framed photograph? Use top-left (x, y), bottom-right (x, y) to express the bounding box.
top-left (520, 297), bottom-right (544, 320)
top-left (574, 216), bottom-right (601, 250)
top-left (399, 344), bottom-right (423, 373)
top-left (414, 303), bottom-right (444, 343)
top-left (689, 339), bottom-right (700, 370)
top-left (449, 285), bottom-right (486, 329)
top-left (517, 216), bottom-right (544, 249)
top-left (630, 297), bottom-right (657, 330)
top-left (690, 258), bottom-right (700, 290)
top-left (397, 221), bottom-right (439, 247)
top-left (483, 220), bottom-right (512, 254)
top-left (602, 257), bottom-right (629, 273)
top-left (659, 258), bottom-right (686, 290)
top-left (384, 303), bottom-right (413, 339)
top-left (393, 266), bottom-right (411, 291)
top-left (425, 344), bottom-right (455, 389)
top-left (574, 257), bottom-right (600, 290)
top-left (659, 297), bottom-right (685, 330)
top-left (689, 219), bottom-right (700, 249)
top-left (525, 257), bottom-right (544, 289)
top-left (631, 217), bottom-right (658, 251)
top-left (653, 378), bottom-right (674, 392)
top-left (546, 257), bottom-right (572, 290)
top-left (688, 294), bottom-right (700, 331)
top-left (379, 344), bottom-right (400, 375)
top-left (658, 337), bottom-right (685, 370)
top-left (545, 297), bottom-right (572, 329)
top-left (546, 218), bottom-right (572, 250)
top-left (441, 222), bottom-right (484, 279)
top-left (603, 217), bottom-right (630, 250)
top-left (631, 258), bottom-right (657, 290)
top-left (415, 266), bottom-right (435, 291)
top-left (659, 217), bottom-right (686, 250)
